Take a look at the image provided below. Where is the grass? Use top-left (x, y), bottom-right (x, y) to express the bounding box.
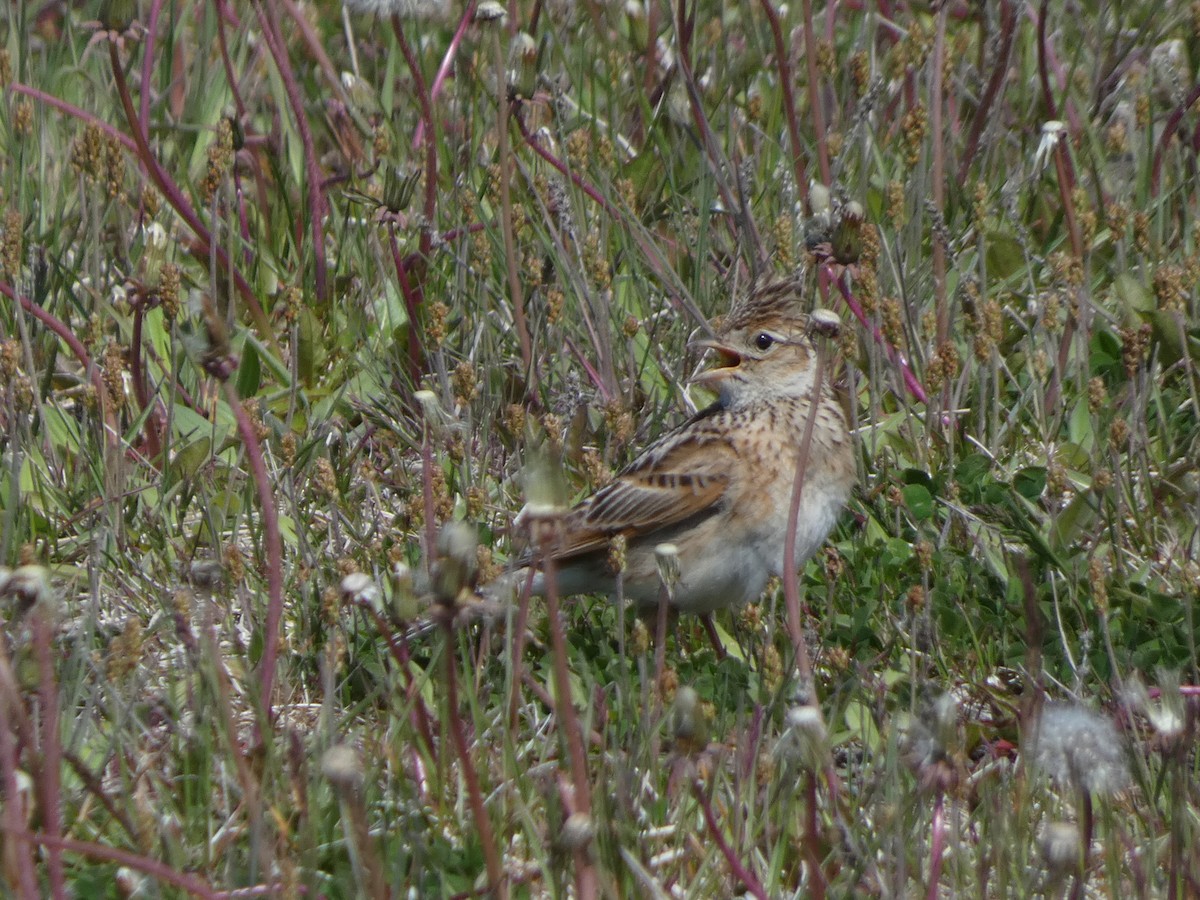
top-left (1, 0), bottom-right (1199, 896)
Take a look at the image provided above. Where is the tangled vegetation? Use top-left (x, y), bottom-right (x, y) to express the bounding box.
top-left (1, 0), bottom-right (1198, 896)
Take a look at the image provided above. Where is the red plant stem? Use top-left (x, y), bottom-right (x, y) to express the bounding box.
top-left (927, 790), bottom-right (946, 900)
top-left (1030, 1), bottom-right (1081, 136)
top-left (233, 168), bottom-right (255, 269)
top-left (800, 0), bottom-right (831, 186)
top-left (506, 566), bottom-right (538, 730)
top-left (416, 2), bottom-right (477, 148)
top-left (32, 610), bottom-right (66, 897)
top-left (279, 0), bottom-right (355, 109)
top-left (828, 267), bottom-right (928, 404)
top-left (130, 307), bottom-right (164, 463)
top-left (9, 83), bottom-right (137, 152)
top-left (516, 112), bottom-right (621, 216)
top-left (490, 41), bottom-right (535, 393)
top-left (1150, 82), bottom-right (1200, 196)
top-left (805, 772), bottom-right (828, 899)
top-left (930, 7), bottom-right (950, 355)
top-left (1034, 0), bottom-right (1083, 419)
top-left (693, 779), bottom-right (768, 900)
top-left (441, 621), bottom-right (507, 897)
top-left (958, 0), bottom-right (1015, 181)
top-left (391, 16), bottom-right (438, 266)
top-left (673, 0), bottom-right (754, 252)
top-left (562, 335), bottom-right (614, 403)
top-left (643, 0), bottom-right (660, 101)
top-left (253, 0), bottom-right (329, 300)
top-left (4, 282), bottom-right (122, 451)
top-left (1069, 790), bottom-right (1094, 900)
top-left (139, 0), bottom-right (165, 126)
top-left (539, 543), bottom-right (598, 900)
top-left (0, 830), bottom-right (228, 898)
top-left (215, 0), bottom-right (248, 119)
top-left (353, 602), bottom-right (438, 758)
top-left (759, 0), bottom-right (808, 202)
top-left (388, 226), bottom-right (425, 385)
top-left (105, 42), bottom-right (281, 357)
top-left (420, 422), bottom-right (438, 576)
top-left (219, 378), bottom-right (285, 722)
top-left (781, 347), bottom-right (824, 673)
top-left (0, 657), bottom-right (39, 898)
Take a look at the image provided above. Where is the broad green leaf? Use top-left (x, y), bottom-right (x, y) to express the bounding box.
top-left (1013, 467), bottom-right (1046, 500)
top-left (902, 484), bottom-right (934, 520)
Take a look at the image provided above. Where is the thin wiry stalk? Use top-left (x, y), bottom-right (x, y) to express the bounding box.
top-left (5, 282), bottom-right (122, 453)
top-left (1150, 82), bottom-right (1200, 197)
top-left (490, 30), bottom-right (536, 397)
top-left (958, 0), bottom-right (1015, 182)
top-left (927, 789), bottom-right (946, 900)
top-left (416, 2), bottom-right (477, 148)
top-left (0, 644), bottom-right (38, 898)
top-left (210, 371), bottom-right (285, 727)
top-left (389, 225), bottom-right (426, 387)
top-left (673, 0), bottom-right (763, 264)
top-left (128, 305), bottom-right (164, 462)
top-left (929, 7), bottom-right (949, 355)
top-left (105, 41), bottom-right (281, 357)
top-left (759, 0), bottom-right (808, 202)
top-left (32, 609), bottom-right (65, 897)
top-left (538, 529), bottom-right (598, 900)
top-left (1037, 0), bottom-right (1084, 416)
top-left (442, 621), bottom-right (507, 897)
top-left (799, 0), bottom-right (830, 186)
top-left (391, 14), bottom-right (439, 266)
top-left (830, 267), bottom-right (927, 403)
top-left (138, 0), bottom-right (165, 126)
top-left (781, 329), bottom-right (843, 826)
top-left (253, 0), bottom-right (330, 300)
top-left (805, 772), bottom-right (828, 900)
top-left (351, 600), bottom-right (439, 759)
top-left (693, 778), bottom-right (768, 900)
top-left (215, 0), bottom-right (248, 119)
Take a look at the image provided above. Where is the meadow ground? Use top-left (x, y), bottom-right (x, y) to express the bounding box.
top-left (1, 0), bottom-right (1199, 896)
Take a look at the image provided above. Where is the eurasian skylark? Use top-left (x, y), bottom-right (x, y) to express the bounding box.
top-left (513, 275), bottom-right (856, 615)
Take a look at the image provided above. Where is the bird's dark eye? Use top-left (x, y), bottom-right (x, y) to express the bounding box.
top-left (754, 332), bottom-right (775, 351)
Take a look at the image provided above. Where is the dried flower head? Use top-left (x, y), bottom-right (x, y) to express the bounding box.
top-left (344, 0), bottom-right (450, 20)
top-left (903, 693), bottom-right (962, 793)
top-left (1029, 702), bottom-right (1129, 796)
top-left (776, 701), bottom-right (830, 774)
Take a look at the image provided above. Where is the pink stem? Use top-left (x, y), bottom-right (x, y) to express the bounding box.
top-left (829, 267), bottom-right (928, 404)
top-left (927, 791), bottom-right (946, 900)
top-left (414, 2), bottom-right (477, 147)
top-left (253, 0), bottom-right (329, 300)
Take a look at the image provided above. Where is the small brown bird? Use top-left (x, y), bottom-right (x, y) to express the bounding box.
top-left (509, 275), bottom-right (856, 615)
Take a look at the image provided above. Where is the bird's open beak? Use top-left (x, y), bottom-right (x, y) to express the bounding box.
top-left (689, 339), bottom-right (742, 386)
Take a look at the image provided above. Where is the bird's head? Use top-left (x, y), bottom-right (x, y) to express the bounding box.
top-left (691, 277), bottom-right (839, 405)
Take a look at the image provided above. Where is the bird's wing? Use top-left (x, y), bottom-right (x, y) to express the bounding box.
top-left (550, 409), bottom-right (737, 559)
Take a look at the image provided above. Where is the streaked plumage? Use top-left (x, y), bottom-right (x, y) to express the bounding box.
top-left (515, 275), bottom-right (855, 614)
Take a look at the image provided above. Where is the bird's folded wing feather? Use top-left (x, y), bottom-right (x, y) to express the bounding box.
top-left (551, 427), bottom-right (737, 559)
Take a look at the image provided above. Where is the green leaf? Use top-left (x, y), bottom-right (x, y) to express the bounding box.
top-left (298, 307), bottom-right (318, 385)
top-left (902, 484), bottom-right (934, 520)
top-left (236, 340), bottom-right (261, 398)
top-left (954, 453), bottom-right (992, 490)
top-left (842, 700), bottom-right (882, 752)
top-left (1013, 467), bottom-right (1047, 500)
top-left (173, 437), bottom-right (212, 480)
top-left (984, 231), bottom-right (1025, 281)
top-left (1113, 273), bottom-right (1153, 313)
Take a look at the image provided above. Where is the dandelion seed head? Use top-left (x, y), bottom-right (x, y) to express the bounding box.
top-left (344, 0), bottom-right (450, 20)
top-left (1030, 702), bottom-right (1129, 796)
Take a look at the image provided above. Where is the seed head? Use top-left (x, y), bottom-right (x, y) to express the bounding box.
top-left (1029, 702), bottom-right (1129, 796)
